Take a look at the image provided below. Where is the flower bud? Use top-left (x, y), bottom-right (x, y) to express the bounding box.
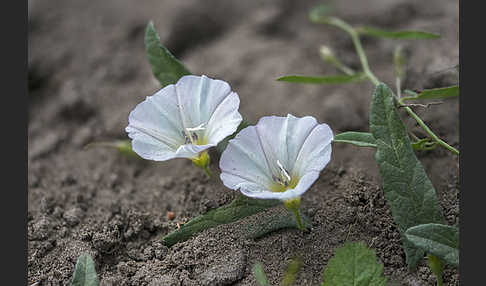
top-left (319, 45), bottom-right (335, 62)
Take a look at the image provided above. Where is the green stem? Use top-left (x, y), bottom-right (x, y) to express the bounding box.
top-left (427, 254), bottom-right (445, 286)
top-left (330, 16), bottom-right (459, 156)
top-left (283, 198), bottom-right (305, 231)
top-left (402, 106), bottom-right (459, 155)
top-left (329, 57), bottom-right (355, 76)
top-left (291, 208), bottom-right (305, 231)
top-left (396, 77), bottom-right (402, 99)
top-left (408, 130), bottom-right (420, 141)
top-left (327, 17), bottom-right (380, 85)
top-left (352, 33), bottom-right (380, 86)
top-left (437, 276), bottom-right (444, 286)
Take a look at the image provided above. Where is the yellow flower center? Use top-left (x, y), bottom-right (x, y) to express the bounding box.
top-left (270, 160), bottom-right (299, 192)
top-left (270, 175), bottom-right (299, 192)
top-left (183, 123), bottom-right (208, 145)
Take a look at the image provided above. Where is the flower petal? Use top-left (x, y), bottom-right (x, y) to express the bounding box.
top-left (280, 171), bottom-right (320, 199)
top-left (175, 143), bottom-right (215, 159)
top-left (293, 123), bottom-right (333, 176)
top-left (126, 75), bottom-right (242, 161)
top-left (174, 75), bottom-right (241, 135)
top-left (205, 91), bottom-right (242, 145)
top-left (129, 131), bottom-right (178, 161)
top-left (254, 114), bottom-right (320, 176)
top-left (220, 174), bottom-right (272, 198)
top-left (253, 116), bottom-right (288, 177)
top-left (219, 114), bottom-right (333, 201)
top-left (219, 126), bottom-right (275, 191)
top-left (126, 85), bottom-right (185, 160)
top-left (231, 171), bottom-right (320, 200)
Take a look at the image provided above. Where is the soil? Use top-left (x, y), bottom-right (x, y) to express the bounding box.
top-left (28, 0), bottom-right (459, 285)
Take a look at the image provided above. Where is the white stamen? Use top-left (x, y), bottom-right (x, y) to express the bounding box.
top-left (277, 160), bottom-right (291, 182)
top-left (186, 123), bottom-right (206, 132)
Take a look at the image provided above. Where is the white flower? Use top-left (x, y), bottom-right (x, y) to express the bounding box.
top-left (219, 114), bottom-right (333, 201)
top-left (126, 75), bottom-right (242, 161)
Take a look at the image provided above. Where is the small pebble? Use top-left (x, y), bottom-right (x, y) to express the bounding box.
top-left (167, 211), bottom-right (176, 220)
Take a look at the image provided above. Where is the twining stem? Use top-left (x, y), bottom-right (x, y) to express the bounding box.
top-left (291, 208), bottom-right (305, 231)
top-left (325, 17), bottom-right (380, 86)
top-left (320, 47), bottom-right (355, 75)
top-left (352, 33), bottom-right (380, 86)
top-left (284, 198), bottom-right (305, 231)
top-left (401, 106), bottom-right (459, 155)
top-left (331, 58), bottom-right (355, 76)
top-left (437, 275), bottom-right (444, 286)
top-left (408, 130), bottom-right (420, 141)
top-left (427, 254), bottom-right (445, 286)
top-left (328, 16), bottom-right (458, 155)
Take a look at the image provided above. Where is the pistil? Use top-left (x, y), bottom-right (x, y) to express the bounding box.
top-left (271, 160), bottom-right (298, 192)
top-left (182, 123), bottom-right (206, 145)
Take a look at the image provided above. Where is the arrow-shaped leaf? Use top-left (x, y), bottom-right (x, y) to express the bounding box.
top-left (71, 253), bottom-right (99, 286)
top-left (370, 83), bottom-right (445, 270)
top-left (162, 195), bottom-right (281, 247)
top-left (145, 21), bottom-right (191, 87)
top-left (405, 223), bottom-right (459, 267)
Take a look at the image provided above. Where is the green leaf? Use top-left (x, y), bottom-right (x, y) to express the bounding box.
top-left (333, 132), bottom-right (376, 148)
top-left (357, 26), bottom-right (440, 39)
top-left (405, 223), bottom-right (459, 267)
top-left (84, 140), bottom-right (139, 158)
top-left (411, 138), bottom-right (438, 151)
top-left (162, 195), bottom-right (281, 247)
top-left (333, 132), bottom-right (441, 150)
top-left (322, 242), bottom-right (386, 286)
top-left (252, 263), bottom-right (270, 286)
top-left (277, 73), bottom-right (365, 84)
top-left (71, 253), bottom-right (99, 286)
top-left (282, 258), bottom-right (303, 286)
top-left (402, 85), bottom-right (459, 101)
top-left (145, 21), bottom-right (191, 87)
top-left (216, 119), bottom-right (252, 154)
top-left (370, 83), bottom-right (445, 269)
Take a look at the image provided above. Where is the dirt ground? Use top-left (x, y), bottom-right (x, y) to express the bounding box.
top-left (28, 0), bottom-right (459, 285)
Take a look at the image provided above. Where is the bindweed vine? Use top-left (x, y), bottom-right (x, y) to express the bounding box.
top-left (84, 4), bottom-right (459, 285)
top-left (137, 22), bottom-right (324, 242)
top-left (284, 5), bottom-right (459, 157)
top-left (276, 4), bottom-right (460, 285)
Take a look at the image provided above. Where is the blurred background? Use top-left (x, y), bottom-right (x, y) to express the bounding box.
top-left (28, 0), bottom-right (459, 285)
